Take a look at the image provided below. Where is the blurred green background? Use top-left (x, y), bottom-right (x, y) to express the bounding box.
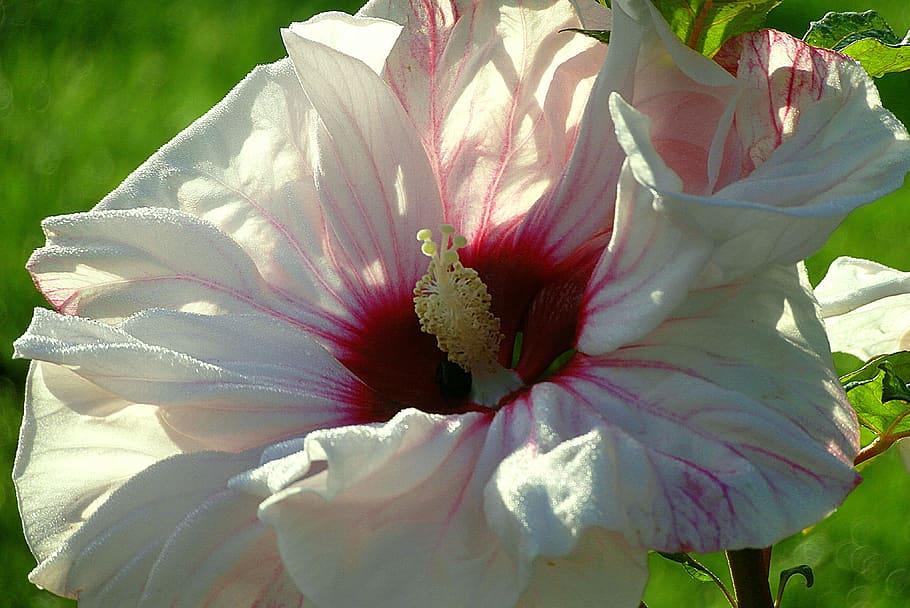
top-left (0, 0), bottom-right (907, 606)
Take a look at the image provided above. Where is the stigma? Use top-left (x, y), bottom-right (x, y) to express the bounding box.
top-left (413, 225), bottom-right (503, 375)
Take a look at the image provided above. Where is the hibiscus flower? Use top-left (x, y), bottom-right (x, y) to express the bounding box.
top-left (13, 0), bottom-right (909, 606)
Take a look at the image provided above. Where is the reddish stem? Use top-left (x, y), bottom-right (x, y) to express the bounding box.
top-left (727, 549), bottom-right (774, 608)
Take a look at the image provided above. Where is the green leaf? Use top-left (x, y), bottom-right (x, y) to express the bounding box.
top-left (541, 349), bottom-right (577, 379)
top-left (804, 11), bottom-right (897, 49)
top-left (832, 351), bottom-right (864, 377)
top-left (775, 565), bottom-right (814, 607)
top-left (655, 552), bottom-right (737, 606)
top-left (656, 552), bottom-right (712, 583)
top-left (803, 11), bottom-right (910, 77)
top-left (839, 351), bottom-right (910, 388)
top-left (561, 28), bottom-right (611, 44)
top-left (596, 0), bottom-right (612, 7)
top-left (843, 361), bottom-right (910, 436)
top-left (650, 0), bottom-right (782, 57)
top-left (840, 37), bottom-right (910, 78)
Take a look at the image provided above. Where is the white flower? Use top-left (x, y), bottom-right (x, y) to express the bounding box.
top-left (13, 1), bottom-right (908, 606)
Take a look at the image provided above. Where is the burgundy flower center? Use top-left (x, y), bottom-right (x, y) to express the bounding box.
top-left (335, 237), bottom-right (602, 422)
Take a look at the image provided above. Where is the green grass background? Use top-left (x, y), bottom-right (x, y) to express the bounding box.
top-left (0, 0), bottom-right (908, 606)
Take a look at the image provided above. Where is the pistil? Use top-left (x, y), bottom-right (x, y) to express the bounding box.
top-left (413, 225), bottom-right (503, 374)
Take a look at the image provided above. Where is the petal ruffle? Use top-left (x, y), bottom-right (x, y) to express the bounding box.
top-left (608, 0), bottom-right (910, 284)
top-left (240, 408), bottom-right (651, 608)
top-left (515, 527), bottom-right (647, 608)
top-left (490, 264), bottom-right (858, 554)
top-left (816, 256), bottom-right (910, 360)
top-left (362, 0), bottom-right (608, 253)
top-left (14, 308), bottom-right (380, 451)
top-left (238, 410), bottom-right (527, 608)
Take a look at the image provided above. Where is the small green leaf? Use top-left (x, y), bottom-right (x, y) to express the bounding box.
top-left (803, 11), bottom-right (910, 77)
top-left (840, 351), bottom-right (910, 387)
top-left (804, 11), bottom-right (896, 49)
top-left (843, 359), bottom-right (910, 436)
top-left (656, 552), bottom-right (712, 583)
top-left (840, 37), bottom-right (910, 78)
top-left (775, 565), bottom-right (814, 607)
top-left (541, 349), bottom-right (577, 379)
top-left (511, 331), bottom-right (524, 369)
top-left (656, 552), bottom-right (737, 606)
top-left (561, 28), bottom-right (611, 44)
top-left (650, 0), bottom-right (782, 57)
top-left (597, 0), bottom-right (612, 7)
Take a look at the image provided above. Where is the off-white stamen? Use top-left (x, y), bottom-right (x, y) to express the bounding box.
top-left (414, 226), bottom-right (503, 374)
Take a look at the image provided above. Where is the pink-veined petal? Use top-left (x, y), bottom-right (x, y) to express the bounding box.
top-left (26, 208), bottom-right (335, 331)
top-left (282, 25), bottom-right (444, 310)
top-left (489, 264), bottom-right (858, 554)
top-left (516, 0), bottom-right (709, 260)
top-left (577, 164), bottom-right (711, 355)
top-left (239, 410), bottom-right (528, 608)
top-left (361, 0), bottom-right (608, 254)
top-left (609, 0), bottom-right (910, 284)
top-left (816, 256), bottom-right (910, 360)
top-left (14, 308), bottom-right (380, 451)
top-left (80, 59), bottom-right (362, 336)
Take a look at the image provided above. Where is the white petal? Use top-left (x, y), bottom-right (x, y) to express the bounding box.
top-left (23, 449), bottom-right (259, 602)
top-left (15, 308), bottom-right (377, 450)
top-left (137, 492), bottom-right (303, 608)
top-left (13, 363), bottom-right (184, 565)
top-left (363, 0), bottom-right (607, 252)
top-left (249, 410), bottom-right (526, 608)
top-left (289, 11), bottom-right (402, 75)
top-left (577, 164), bottom-right (711, 355)
top-left (26, 206), bottom-right (354, 345)
top-left (608, 2), bottom-right (910, 283)
top-left (816, 257), bottom-right (910, 359)
top-left (282, 25), bottom-right (444, 307)
top-left (83, 59), bottom-right (359, 329)
top-left (489, 265), bottom-right (858, 554)
top-left (516, 528), bottom-right (647, 608)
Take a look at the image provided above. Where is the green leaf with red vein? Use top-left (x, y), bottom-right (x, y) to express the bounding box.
top-left (650, 0), bottom-right (782, 57)
top-left (803, 11), bottom-right (910, 77)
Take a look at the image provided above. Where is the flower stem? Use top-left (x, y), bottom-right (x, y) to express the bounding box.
top-left (854, 429), bottom-right (910, 466)
top-left (726, 548), bottom-right (774, 608)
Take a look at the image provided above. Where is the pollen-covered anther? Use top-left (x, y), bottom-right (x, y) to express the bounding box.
top-left (413, 225), bottom-right (503, 374)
